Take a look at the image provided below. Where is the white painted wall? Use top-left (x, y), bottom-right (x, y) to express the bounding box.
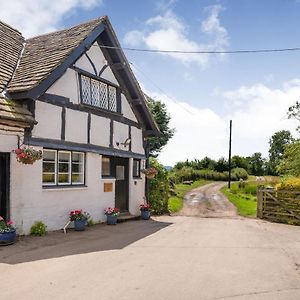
top-left (131, 127), bottom-right (145, 155)
top-left (113, 121), bottom-right (129, 151)
top-left (32, 101), bottom-right (62, 140)
top-left (90, 115), bottom-right (110, 147)
top-left (47, 68), bottom-right (79, 104)
top-left (65, 109), bottom-right (88, 144)
top-left (0, 135), bottom-right (145, 234)
top-left (121, 94), bottom-right (138, 122)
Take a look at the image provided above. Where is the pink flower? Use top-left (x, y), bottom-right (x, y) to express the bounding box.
top-left (0, 216), bottom-right (3, 221)
top-left (7, 220), bottom-right (13, 225)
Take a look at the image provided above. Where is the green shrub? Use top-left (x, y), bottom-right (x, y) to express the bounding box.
top-left (232, 168), bottom-right (248, 180)
top-left (276, 177), bottom-right (300, 191)
top-left (30, 221), bottom-right (47, 236)
top-left (87, 218), bottom-right (94, 227)
top-left (149, 158), bottom-right (170, 214)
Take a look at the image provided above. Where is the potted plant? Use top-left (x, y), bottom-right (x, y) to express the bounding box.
top-left (104, 207), bottom-right (119, 225)
top-left (14, 147), bottom-right (42, 165)
top-left (69, 210), bottom-right (89, 231)
top-left (0, 216), bottom-right (16, 245)
top-left (140, 203), bottom-right (151, 220)
top-left (141, 167), bottom-right (158, 179)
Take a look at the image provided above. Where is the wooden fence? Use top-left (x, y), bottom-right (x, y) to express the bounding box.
top-left (257, 188), bottom-right (300, 225)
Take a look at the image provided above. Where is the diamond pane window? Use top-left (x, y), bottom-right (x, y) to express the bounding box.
top-left (81, 75), bottom-right (91, 105)
top-left (108, 86), bottom-right (117, 112)
top-left (99, 81), bottom-right (108, 110)
top-left (80, 74), bottom-right (118, 113)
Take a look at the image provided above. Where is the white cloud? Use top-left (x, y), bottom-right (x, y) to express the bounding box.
top-left (123, 5), bottom-right (229, 67)
top-left (150, 80), bottom-right (300, 166)
top-left (0, 0), bottom-right (103, 38)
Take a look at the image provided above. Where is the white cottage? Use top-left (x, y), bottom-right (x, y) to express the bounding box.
top-left (0, 17), bottom-right (159, 234)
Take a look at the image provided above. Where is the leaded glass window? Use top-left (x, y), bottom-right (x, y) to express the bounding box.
top-left (80, 74), bottom-right (118, 112)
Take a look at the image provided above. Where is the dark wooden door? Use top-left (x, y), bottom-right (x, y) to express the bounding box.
top-left (0, 153), bottom-right (10, 220)
top-left (112, 157), bottom-right (129, 212)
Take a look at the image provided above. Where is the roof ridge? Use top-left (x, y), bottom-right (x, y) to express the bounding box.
top-left (0, 20), bottom-right (23, 37)
top-left (25, 16), bottom-right (107, 42)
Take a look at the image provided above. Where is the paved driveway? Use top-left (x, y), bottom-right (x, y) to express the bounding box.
top-left (1, 215), bottom-right (300, 299)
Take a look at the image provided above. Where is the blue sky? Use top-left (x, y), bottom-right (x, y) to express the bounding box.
top-left (2, 0), bottom-right (300, 165)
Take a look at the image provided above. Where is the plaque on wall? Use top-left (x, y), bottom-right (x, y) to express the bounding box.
top-left (104, 182), bottom-right (113, 192)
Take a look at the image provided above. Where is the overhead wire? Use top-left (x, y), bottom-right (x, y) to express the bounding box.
top-left (98, 45), bottom-right (300, 54)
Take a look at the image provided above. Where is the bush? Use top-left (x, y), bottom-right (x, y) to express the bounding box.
top-left (276, 177), bottom-right (300, 191)
top-left (149, 158), bottom-right (170, 214)
top-left (30, 221), bottom-right (47, 236)
top-left (231, 168), bottom-right (248, 181)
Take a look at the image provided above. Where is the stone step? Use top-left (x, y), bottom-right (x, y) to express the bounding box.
top-left (117, 212), bottom-right (140, 223)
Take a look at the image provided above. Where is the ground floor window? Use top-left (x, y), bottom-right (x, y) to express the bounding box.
top-left (133, 159), bottom-right (141, 178)
top-left (43, 149), bottom-right (85, 186)
top-left (102, 156), bottom-right (111, 177)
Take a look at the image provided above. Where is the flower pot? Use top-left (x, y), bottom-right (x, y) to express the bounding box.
top-left (0, 230), bottom-right (16, 245)
top-left (141, 210), bottom-right (150, 220)
top-left (74, 219), bottom-right (86, 231)
top-left (106, 214), bottom-right (118, 225)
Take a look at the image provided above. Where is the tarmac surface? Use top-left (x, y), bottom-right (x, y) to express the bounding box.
top-left (1, 183), bottom-right (300, 299)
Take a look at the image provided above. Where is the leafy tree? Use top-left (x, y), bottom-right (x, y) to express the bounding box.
top-left (214, 157), bottom-right (228, 172)
top-left (199, 156), bottom-right (217, 170)
top-left (288, 101), bottom-right (300, 132)
top-left (277, 142), bottom-right (300, 176)
top-left (247, 152), bottom-right (265, 176)
top-left (268, 130), bottom-right (294, 175)
top-left (146, 95), bottom-right (175, 156)
top-left (231, 155), bottom-right (250, 172)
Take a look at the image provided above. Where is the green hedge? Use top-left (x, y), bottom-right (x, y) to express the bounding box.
top-left (170, 167), bottom-right (248, 184)
top-left (149, 158), bottom-right (170, 214)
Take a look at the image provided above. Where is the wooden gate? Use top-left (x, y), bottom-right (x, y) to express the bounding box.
top-left (257, 188), bottom-right (300, 225)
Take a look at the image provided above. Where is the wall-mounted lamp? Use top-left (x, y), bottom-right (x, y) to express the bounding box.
top-left (116, 138), bottom-right (131, 148)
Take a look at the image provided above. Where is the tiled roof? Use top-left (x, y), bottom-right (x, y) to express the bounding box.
top-left (8, 17), bottom-right (105, 93)
top-left (0, 21), bottom-right (24, 93)
top-left (0, 97), bottom-right (36, 128)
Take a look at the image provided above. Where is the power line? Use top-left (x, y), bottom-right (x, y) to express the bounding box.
top-left (98, 45), bottom-right (300, 54)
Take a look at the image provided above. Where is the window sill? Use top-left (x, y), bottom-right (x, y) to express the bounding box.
top-left (42, 185), bottom-right (88, 191)
top-left (101, 177), bottom-right (116, 180)
top-left (133, 177), bottom-right (143, 180)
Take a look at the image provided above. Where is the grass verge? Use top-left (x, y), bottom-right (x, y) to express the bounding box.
top-left (168, 179), bottom-right (211, 213)
top-left (221, 182), bottom-right (257, 217)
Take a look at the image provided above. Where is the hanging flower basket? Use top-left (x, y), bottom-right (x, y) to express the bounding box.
top-left (14, 147), bottom-right (42, 165)
top-left (141, 167), bottom-right (158, 179)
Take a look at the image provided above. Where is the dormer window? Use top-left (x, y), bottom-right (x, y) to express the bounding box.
top-left (80, 74), bottom-right (119, 113)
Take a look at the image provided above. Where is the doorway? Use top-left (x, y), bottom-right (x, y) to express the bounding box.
top-left (112, 157), bottom-right (129, 212)
top-left (0, 153), bottom-right (10, 220)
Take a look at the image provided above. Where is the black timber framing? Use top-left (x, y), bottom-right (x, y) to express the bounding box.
top-left (84, 53), bottom-right (97, 75)
top-left (96, 25), bottom-right (159, 136)
top-left (25, 137), bottom-right (146, 159)
top-left (109, 119), bottom-right (113, 147)
top-left (87, 113), bottom-right (91, 144)
top-left (61, 107), bottom-right (66, 140)
top-left (38, 93), bottom-right (140, 128)
top-left (9, 23), bottom-right (106, 100)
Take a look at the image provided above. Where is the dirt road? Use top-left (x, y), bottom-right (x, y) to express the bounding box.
top-left (179, 182), bottom-right (238, 217)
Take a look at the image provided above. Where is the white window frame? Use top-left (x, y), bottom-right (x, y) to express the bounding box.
top-left (42, 149), bottom-right (85, 187)
top-left (42, 149), bottom-right (57, 186)
top-left (72, 151), bottom-right (85, 185)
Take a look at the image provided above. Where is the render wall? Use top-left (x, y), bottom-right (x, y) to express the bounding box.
top-left (1, 133), bottom-right (146, 234)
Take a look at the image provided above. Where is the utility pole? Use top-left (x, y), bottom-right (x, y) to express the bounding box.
top-left (228, 120), bottom-right (232, 189)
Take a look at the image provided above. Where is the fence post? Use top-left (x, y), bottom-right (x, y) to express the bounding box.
top-left (257, 188), bottom-right (263, 218)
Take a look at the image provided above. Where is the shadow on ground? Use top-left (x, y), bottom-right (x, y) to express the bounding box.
top-left (0, 219), bottom-right (172, 265)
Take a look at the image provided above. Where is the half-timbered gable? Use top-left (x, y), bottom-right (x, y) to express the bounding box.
top-left (0, 17), bottom-right (159, 234)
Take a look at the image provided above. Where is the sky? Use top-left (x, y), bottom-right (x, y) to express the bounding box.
top-left (1, 0), bottom-right (300, 166)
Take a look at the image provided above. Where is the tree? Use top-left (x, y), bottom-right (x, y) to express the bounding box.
top-left (146, 95), bottom-right (175, 156)
top-left (288, 101), bottom-right (300, 132)
top-left (231, 155), bottom-right (250, 173)
top-left (214, 157), bottom-right (228, 172)
top-left (277, 142), bottom-right (300, 176)
top-left (247, 152), bottom-right (265, 176)
top-left (268, 130), bottom-right (294, 175)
